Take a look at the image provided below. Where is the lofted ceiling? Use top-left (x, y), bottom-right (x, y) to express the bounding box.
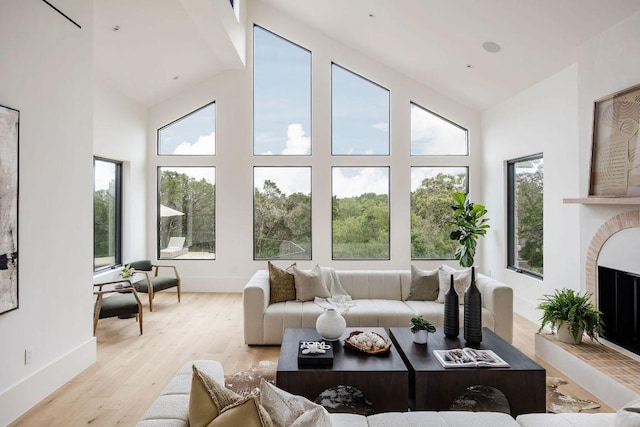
top-left (92, 0), bottom-right (640, 110)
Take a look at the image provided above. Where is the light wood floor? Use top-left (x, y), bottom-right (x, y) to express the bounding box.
top-left (10, 292), bottom-right (612, 426)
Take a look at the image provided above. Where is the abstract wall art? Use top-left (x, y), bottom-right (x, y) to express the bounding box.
top-left (0, 104), bottom-right (19, 315)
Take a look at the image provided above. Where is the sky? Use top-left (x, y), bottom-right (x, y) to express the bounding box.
top-left (410, 103), bottom-right (467, 155)
top-left (158, 102), bottom-right (216, 155)
top-left (254, 167), bottom-right (310, 195)
top-left (410, 167), bottom-right (468, 192)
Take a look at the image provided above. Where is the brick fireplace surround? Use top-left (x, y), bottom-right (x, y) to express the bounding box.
top-left (536, 210), bottom-right (640, 410)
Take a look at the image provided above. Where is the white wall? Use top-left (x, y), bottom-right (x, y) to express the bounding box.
top-left (0, 1), bottom-right (95, 425)
top-left (481, 10), bottom-right (640, 324)
top-left (94, 79), bottom-right (148, 271)
top-left (146, 0), bottom-right (482, 292)
top-left (481, 65), bottom-right (581, 323)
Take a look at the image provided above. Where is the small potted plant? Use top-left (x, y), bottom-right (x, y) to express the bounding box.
top-left (537, 288), bottom-right (604, 344)
top-left (410, 315), bottom-right (436, 344)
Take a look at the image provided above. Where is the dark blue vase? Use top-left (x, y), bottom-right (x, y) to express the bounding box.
top-left (443, 274), bottom-right (459, 338)
top-left (464, 266), bottom-right (482, 344)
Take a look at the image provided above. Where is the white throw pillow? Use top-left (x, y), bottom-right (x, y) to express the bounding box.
top-left (259, 378), bottom-right (332, 427)
top-left (436, 264), bottom-right (472, 304)
top-left (616, 397), bottom-right (640, 427)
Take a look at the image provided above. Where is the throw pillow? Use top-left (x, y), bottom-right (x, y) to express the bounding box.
top-left (616, 397), bottom-right (640, 427)
top-left (259, 378), bottom-right (332, 427)
top-left (268, 261), bottom-right (296, 304)
top-left (210, 395), bottom-right (273, 427)
top-left (292, 264), bottom-right (330, 302)
top-left (436, 264), bottom-right (472, 304)
top-left (189, 365), bottom-right (242, 427)
top-left (407, 265), bottom-right (439, 301)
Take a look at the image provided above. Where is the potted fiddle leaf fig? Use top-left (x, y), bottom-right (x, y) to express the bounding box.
top-left (537, 288), bottom-right (604, 344)
top-left (410, 315), bottom-right (436, 344)
top-left (449, 192), bottom-right (490, 268)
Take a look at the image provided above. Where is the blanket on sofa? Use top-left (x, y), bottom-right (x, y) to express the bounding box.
top-left (314, 267), bottom-right (356, 314)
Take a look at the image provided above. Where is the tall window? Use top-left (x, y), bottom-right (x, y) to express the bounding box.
top-left (332, 167), bottom-right (390, 259)
top-left (508, 154), bottom-right (543, 277)
top-left (411, 167), bottom-right (468, 259)
top-left (254, 26), bottom-right (311, 155)
top-left (410, 102), bottom-right (468, 155)
top-left (254, 167), bottom-right (311, 259)
top-left (332, 64), bottom-right (389, 155)
top-left (158, 102), bottom-right (215, 156)
top-left (94, 158), bottom-right (121, 271)
top-left (158, 167), bottom-right (216, 260)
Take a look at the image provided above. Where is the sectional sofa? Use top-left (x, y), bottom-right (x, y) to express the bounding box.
top-left (137, 360), bottom-right (620, 427)
top-left (243, 268), bottom-right (514, 345)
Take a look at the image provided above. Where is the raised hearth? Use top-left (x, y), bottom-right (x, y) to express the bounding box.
top-left (535, 332), bottom-right (640, 410)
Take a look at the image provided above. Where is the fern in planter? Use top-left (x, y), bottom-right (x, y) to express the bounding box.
top-left (449, 192), bottom-right (490, 267)
top-left (537, 288), bottom-right (604, 343)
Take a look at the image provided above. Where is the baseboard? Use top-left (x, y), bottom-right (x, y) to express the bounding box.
top-left (0, 337), bottom-right (96, 426)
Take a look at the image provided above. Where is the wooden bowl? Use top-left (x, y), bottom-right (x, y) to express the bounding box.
top-left (344, 330), bottom-right (391, 355)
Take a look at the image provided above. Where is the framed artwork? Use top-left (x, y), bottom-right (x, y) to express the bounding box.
top-left (0, 104), bottom-right (19, 315)
top-left (589, 83), bottom-right (640, 197)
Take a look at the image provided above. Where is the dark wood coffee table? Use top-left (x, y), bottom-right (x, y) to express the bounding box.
top-left (277, 327), bottom-right (409, 412)
top-left (388, 327), bottom-right (546, 417)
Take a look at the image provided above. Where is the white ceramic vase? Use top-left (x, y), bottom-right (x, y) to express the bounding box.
top-left (316, 308), bottom-right (346, 341)
top-left (557, 322), bottom-right (583, 345)
top-left (412, 329), bottom-right (429, 344)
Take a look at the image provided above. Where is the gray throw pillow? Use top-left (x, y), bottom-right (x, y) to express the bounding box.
top-left (407, 265), bottom-right (439, 301)
top-left (292, 264), bottom-right (330, 302)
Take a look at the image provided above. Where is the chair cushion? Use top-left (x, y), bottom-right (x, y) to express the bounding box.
top-left (98, 294), bottom-right (139, 318)
top-left (136, 277), bottom-right (179, 293)
top-left (130, 260), bottom-right (153, 271)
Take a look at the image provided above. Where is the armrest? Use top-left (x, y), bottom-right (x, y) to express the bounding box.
top-left (151, 264), bottom-right (181, 280)
top-left (243, 270), bottom-right (270, 345)
top-left (476, 274), bottom-right (513, 343)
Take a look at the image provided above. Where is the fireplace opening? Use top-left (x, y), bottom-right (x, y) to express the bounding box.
top-left (598, 266), bottom-right (640, 356)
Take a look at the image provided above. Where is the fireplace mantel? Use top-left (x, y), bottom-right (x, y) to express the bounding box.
top-left (563, 197), bottom-right (640, 205)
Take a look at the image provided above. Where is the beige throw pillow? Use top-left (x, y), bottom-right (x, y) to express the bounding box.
top-left (259, 378), bottom-right (332, 427)
top-left (209, 395), bottom-right (273, 427)
top-left (292, 264), bottom-right (330, 302)
top-left (407, 265), bottom-right (440, 301)
top-left (616, 397), bottom-right (640, 427)
top-left (436, 264), bottom-right (472, 304)
top-left (268, 261), bottom-right (296, 304)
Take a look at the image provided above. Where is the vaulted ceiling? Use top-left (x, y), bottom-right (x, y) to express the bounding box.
top-left (90, 0), bottom-right (640, 111)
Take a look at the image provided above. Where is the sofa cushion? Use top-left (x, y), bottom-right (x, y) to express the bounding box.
top-left (616, 397), bottom-right (640, 427)
top-left (437, 265), bottom-right (472, 304)
top-left (209, 395), bottom-right (272, 427)
top-left (342, 299), bottom-right (416, 327)
top-left (259, 378), bottom-right (332, 427)
top-left (329, 413), bottom-right (369, 427)
top-left (405, 300), bottom-right (496, 331)
top-left (367, 411), bottom-right (519, 426)
top-left (292, 265), bottom-right (330, 302)
top-left (407, 265), bottom-right (439, 301)
top-left (516, 413), bottom-right (616, 427)
top-left (268, 261), bottom-right (296, 304)
top-left (337, 270), bottom-right (404, 300)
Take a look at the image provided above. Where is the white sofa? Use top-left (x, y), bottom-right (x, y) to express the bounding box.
top-left (137, 360), bottom-right (618, 426)
top-left (243, 269), bottom-right (514, 345)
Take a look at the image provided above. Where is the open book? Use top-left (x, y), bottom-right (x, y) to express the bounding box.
top-left (433, 348), bottom-right (510, 368)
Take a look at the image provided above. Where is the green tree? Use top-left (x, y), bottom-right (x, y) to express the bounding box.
top-left (332, 193), bottom-right (389, 259)
top-left (516, 165), bottom-right (543, 273)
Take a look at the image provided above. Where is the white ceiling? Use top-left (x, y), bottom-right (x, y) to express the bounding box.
top-left (93, 0), bottom-right (640, 110)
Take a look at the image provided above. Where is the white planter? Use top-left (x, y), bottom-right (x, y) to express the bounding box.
top-left (412, 330), bottom-right (429, 344)
top-left (316, 308), bottom-right (346, 341)
top-left (557, 322), bottom-right (583, 345)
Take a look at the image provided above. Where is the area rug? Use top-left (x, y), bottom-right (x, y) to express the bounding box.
top-left (546, 376), bottom-right (601, 413)
top-left (225, 362), bottom-right (601, 414)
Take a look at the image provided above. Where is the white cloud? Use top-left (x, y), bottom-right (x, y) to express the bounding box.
top-left (172, 131), bottom-right (215, 155)
top-left (410, 167), bottom-right (467, 191)
top-left (254, 167), bottom-right (311, 196)
top-left (333, 167), bottom-right (389, 198)
top-left (372, 122), bottom-right (389, 132)
top-left (281, 123), bottom-right (311, 155)
top-left (411, 106), bottom-right (466, 155)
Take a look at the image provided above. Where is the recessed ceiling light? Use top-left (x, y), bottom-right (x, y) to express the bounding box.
top-left (112, 25), bottom-right (120, 32)
top-left (368, 13), bottom-right (375, 18)
top-left (482, 41), bottom-right (501, 53)
top-left (172, 76), bottom-right (179, 81)
top-left (466, 64), bottom-right (473, 69)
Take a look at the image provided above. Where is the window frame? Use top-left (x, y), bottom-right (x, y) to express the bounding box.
top-left (410, 101), bottom-right (469, 156)
top-left (507, 153), bottom-right (543, 279)
top-left (157, 101), bottom-right (216, 156)
top-left (331, 62), bottom-right (390, 156)
top-left (253, 24), bottom-right (312, 156)
top-left (156, 166), bottom-right (217, 261)
top-left (93, 157), bottom-right (122, 272)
